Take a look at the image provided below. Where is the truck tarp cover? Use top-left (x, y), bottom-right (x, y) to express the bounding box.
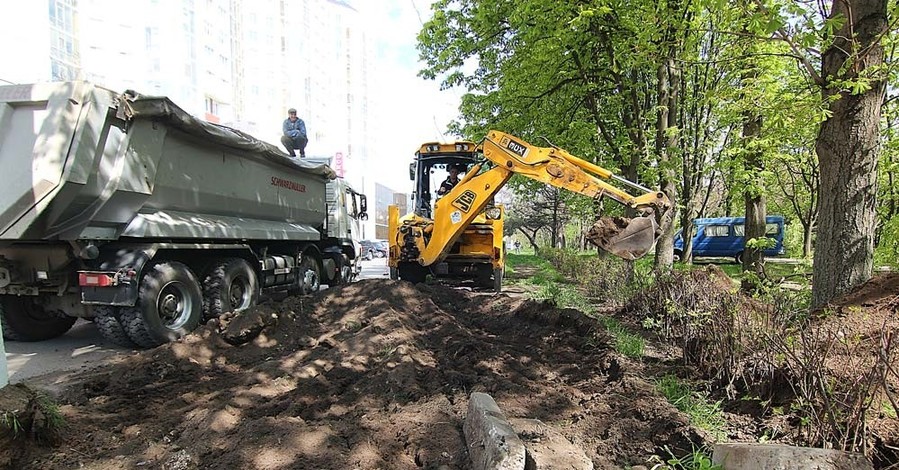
top-left (118, 90), bottom-right (336, 180)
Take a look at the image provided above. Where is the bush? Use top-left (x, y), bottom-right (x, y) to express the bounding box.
top-left (875, 215), bottom-right (899, 269)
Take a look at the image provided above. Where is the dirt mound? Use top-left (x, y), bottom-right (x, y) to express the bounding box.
top-left (2, 280), bottom-right (702, 469)
top-left (831, 272), bottom-right (899, 311)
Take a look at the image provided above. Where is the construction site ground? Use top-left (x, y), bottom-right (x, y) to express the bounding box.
top-left (1, 262), bottom-right (897, 469)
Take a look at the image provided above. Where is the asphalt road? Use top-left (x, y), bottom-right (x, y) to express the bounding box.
top-left (4, 258), bottom-right (390, 385)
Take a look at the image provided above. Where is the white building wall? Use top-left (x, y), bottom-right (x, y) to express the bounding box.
top-left (0, 0), bottom-right (376, 192)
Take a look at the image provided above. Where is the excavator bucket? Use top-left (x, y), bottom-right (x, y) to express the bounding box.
top-left (586, 214), bottom-right (660, 260)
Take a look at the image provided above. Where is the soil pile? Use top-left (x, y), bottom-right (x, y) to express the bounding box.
top-left (2, 280), bottom-right (700, 469)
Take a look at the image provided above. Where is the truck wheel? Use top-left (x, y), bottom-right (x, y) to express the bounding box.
top-left (297, 253), bottom-right (321, 294)
top-left (340, 264), bottom-right (353, 284)
top-left (735, 251), bottom-right (744, 264)
top-left (493, 267), bottom-right (504, 294)
top-left (203, 258), bottom-right (258, 319)
top-left (0, 295), bottom-right (76, 342)
top-left (673, 249), bottom-right (683, 262)
top-left (93, 306), bottom-right (137, 348)
top-left (121, 262), bottom-right (203, 348)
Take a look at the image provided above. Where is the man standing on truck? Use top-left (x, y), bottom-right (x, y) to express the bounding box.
top-left (281, 108), bottom-right (307, 158)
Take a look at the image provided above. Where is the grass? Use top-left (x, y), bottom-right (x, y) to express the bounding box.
top-left (657, 374), bottom-right (726, 440)
top-left (599, 316), bottom-right (645, 358)
top-left (1, 410), bottom-right (23, 436)
top-left (505, 253), bottom-right (566, 285)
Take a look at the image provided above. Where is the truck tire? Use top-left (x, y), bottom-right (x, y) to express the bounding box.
top-left (0, 295), bottom-right (77, 342)
top-left (203, 258), bottom-right (258, 319)
top-left (673, 249), bottom-right (683, 262)
top-left (339, 264), bottom-right (353, 284)
top-left (93, 306), bottom-right (137, 348)
top-left (120, 262), bottom-right (203, 348)
top-left (297, 252), bottom-right (321, 294)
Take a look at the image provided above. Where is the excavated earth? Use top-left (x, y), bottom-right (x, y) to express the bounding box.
top-left (0, 280), bottom-right (702, 469)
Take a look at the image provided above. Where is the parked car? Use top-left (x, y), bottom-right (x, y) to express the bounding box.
top-left (674, 215), bottom-right (785, 263)
top-left (360, 240), bottom-right (388, 260)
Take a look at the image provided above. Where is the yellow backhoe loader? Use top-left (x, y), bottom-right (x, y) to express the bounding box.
top-left (387, 130), bottom-right (671, 292)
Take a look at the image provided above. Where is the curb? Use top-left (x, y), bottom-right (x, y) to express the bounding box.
top-left (712, 443), bottom-right (873, 470)
top-left (463, 392), bottom-right (527, 470)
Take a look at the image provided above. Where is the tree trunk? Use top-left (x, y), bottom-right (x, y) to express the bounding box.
top-left (811, 0), bottom-right (887, 310)
top-left (682, 218), bottom-right (695, 263)
top-left (654, 56), bottom-right (679, 271)
top-left (802, 221), bottom-right (814, 259)
top-left (741, 106), bottom-right (766, 285)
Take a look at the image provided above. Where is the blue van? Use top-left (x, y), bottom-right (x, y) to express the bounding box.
top-left (673, 216), bottom-right (786, 263)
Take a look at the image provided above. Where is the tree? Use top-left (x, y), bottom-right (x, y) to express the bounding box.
top-left (811, 0), bottom-right (889, 309)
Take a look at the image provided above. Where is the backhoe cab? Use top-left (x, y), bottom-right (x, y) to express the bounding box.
top-left (388, 130), bottom-right (671, 293)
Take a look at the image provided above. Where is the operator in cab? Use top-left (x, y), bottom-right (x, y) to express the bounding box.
top-left (436, 164), bottom-right (462, 197)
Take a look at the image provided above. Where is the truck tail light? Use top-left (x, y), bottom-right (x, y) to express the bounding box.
top-left (79, 272), bottom-right (115, 287)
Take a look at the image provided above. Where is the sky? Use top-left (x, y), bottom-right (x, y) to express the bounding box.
top-left (355, 0), bottom-right (464, 194)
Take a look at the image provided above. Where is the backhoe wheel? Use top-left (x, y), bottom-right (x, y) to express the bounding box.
top-left (389, 267), bottom-right (398, 280)
top-left (476, 264), bottom-right (493, 289)
top-left (203, 258), bottom-right (258, 320)
top-left (0, 295), bottom-right (76, 342)
top-left (93, 305), bottom-right (137, 348)
top-left (297, 252), bottom-right (322, 295)
top-left (121, 261), bottom-right (203, 348)
top-left (493, 267), bottom-right (504, 294)
top-left (398, 262), bottom-right (427, 284)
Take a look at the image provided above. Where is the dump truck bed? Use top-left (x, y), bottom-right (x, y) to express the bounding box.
top-left (0, 81), bottom-right (335, 242)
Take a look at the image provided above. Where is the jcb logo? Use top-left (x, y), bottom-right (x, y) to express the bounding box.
top-left (452, 190), bottom-right (477, 213)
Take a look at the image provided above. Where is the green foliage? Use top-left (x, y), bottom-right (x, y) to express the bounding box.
top-left (533, 281), bottom-right (595, 315)
top-left (649, 445), bottom-right (722, 470)
top-left (782, 222), bottom-right (807, 258)
top-left (599, 315), bottom-right (645, 359)
top-left (657, 375), bottom-right (726, 440)
top-left (875, 215), bottom-right (899, 269)
top-left (1, 410), bottom-right (23, 436)
top-left (542, 247), bottom-right (654, 305)
top-left (505, 253), bottom-right (565, 285)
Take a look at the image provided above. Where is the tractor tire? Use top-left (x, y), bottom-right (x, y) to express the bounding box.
top-left (493, 267), bottom-right (504, 294)
top-left (203, 258), bottom-right (258, 320)
top-left (93, 305), bottom-right (137, 348)
top-left (0, 295), bottom-right (76, 342)
top-left (120, 261), bottom-right (203, 348)
top-left (398, 262), bottom-right (427, 284)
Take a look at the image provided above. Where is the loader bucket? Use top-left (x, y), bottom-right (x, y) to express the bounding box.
top-left (586, 215), bottom-right (659, 260)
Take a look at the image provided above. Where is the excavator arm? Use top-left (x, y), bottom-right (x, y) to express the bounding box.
top-left (410, 130), bottom-right (671, 265)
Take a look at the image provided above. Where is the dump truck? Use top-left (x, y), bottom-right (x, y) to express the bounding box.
top-left (0, 81), bottom-right (367, 348)
top-left (388, 131), bottom-right (671, 292)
